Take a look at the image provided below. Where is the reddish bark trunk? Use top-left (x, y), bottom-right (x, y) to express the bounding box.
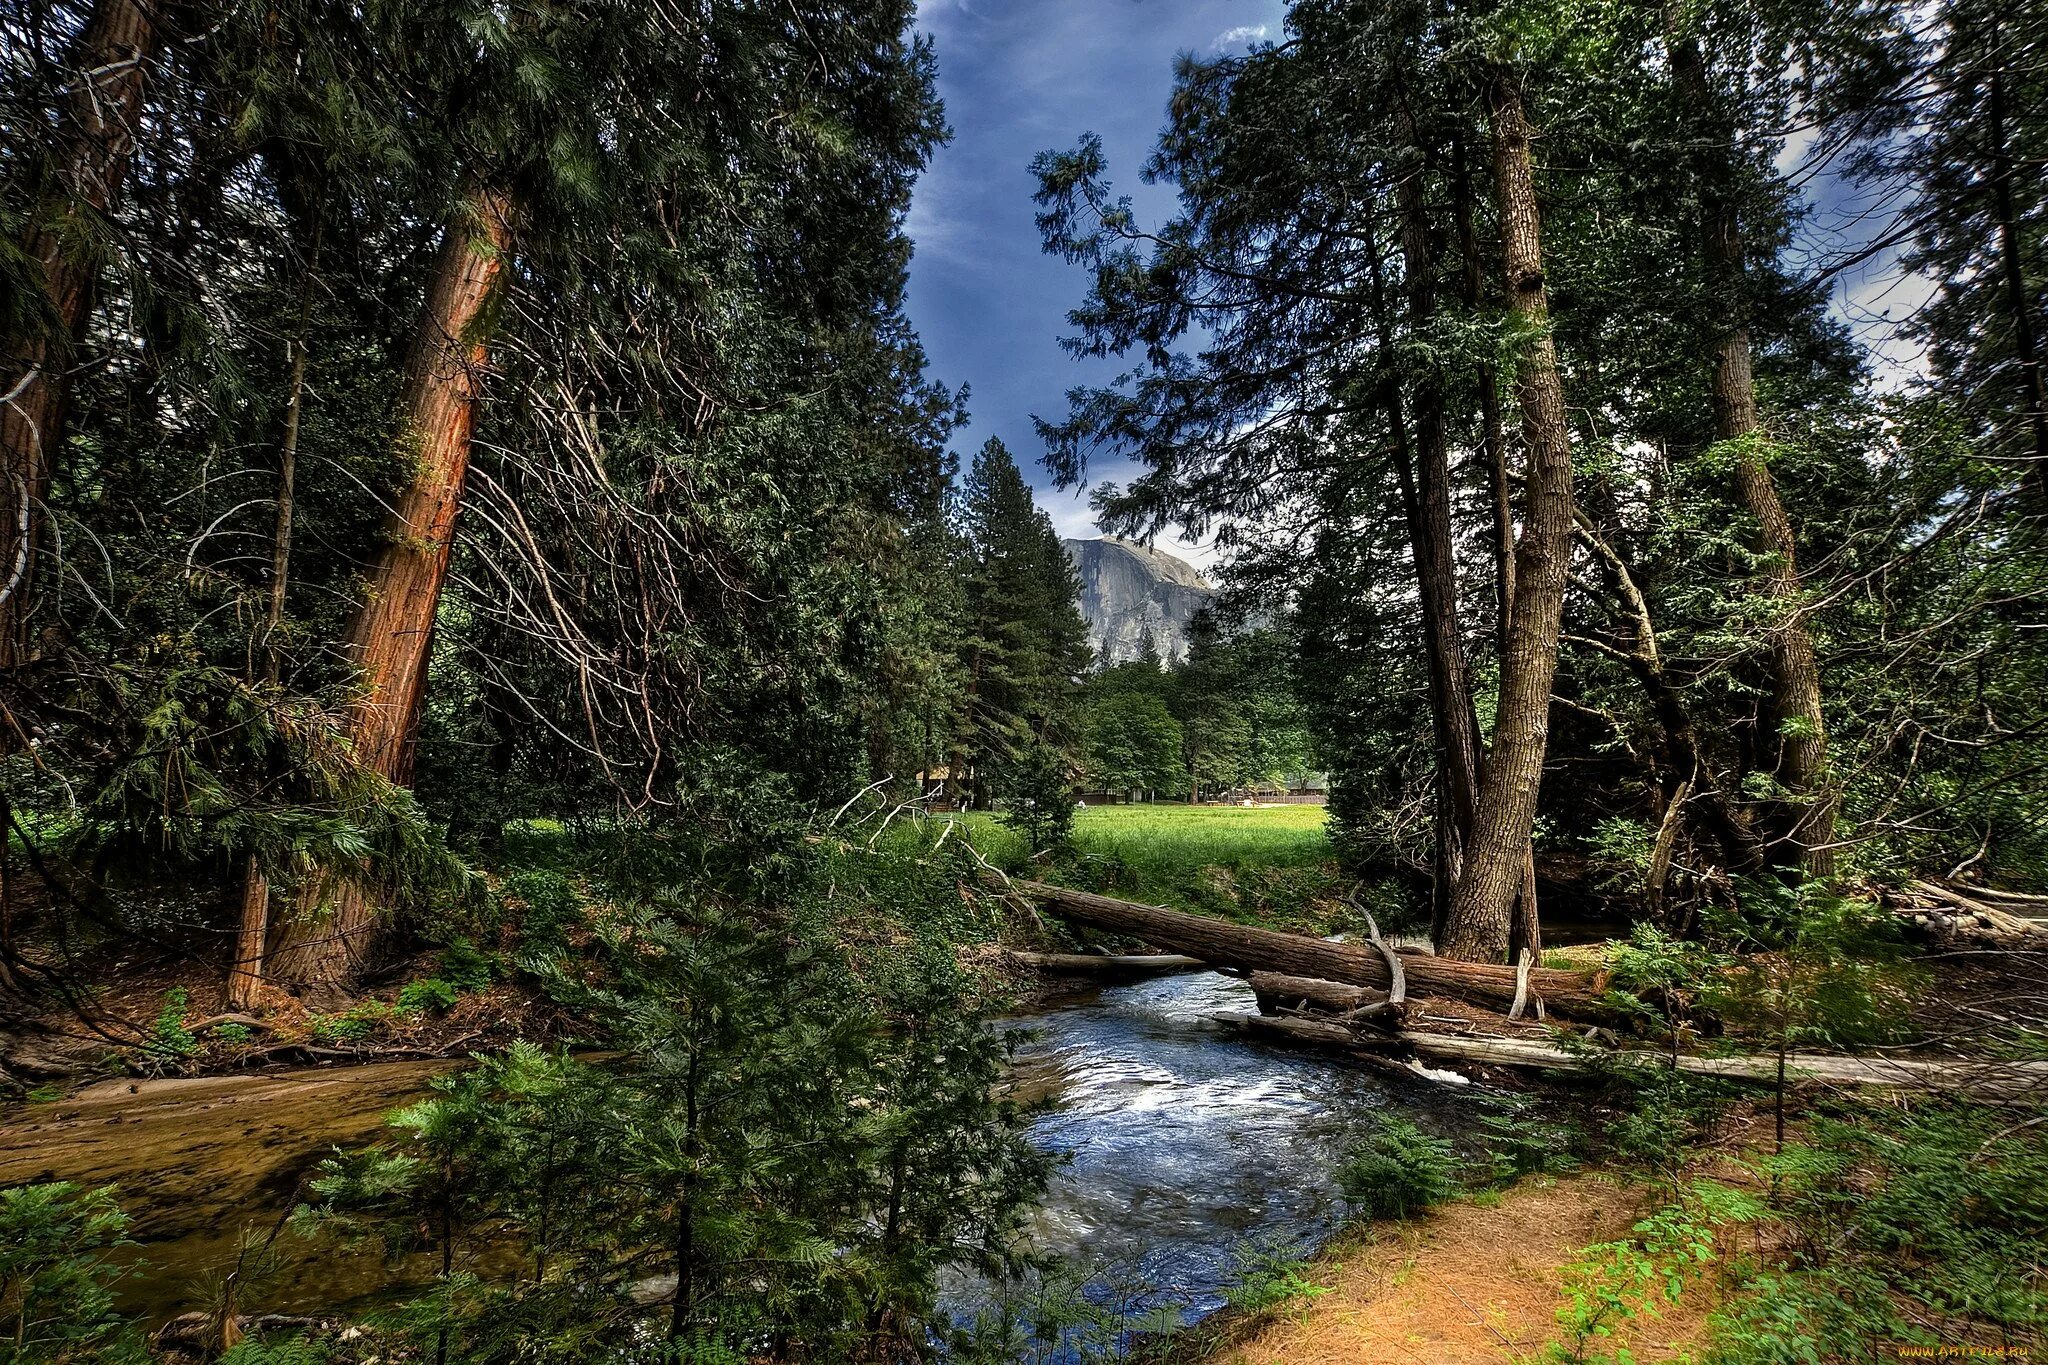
top-left (0, 0), bottom-right (159, 667)
top-left (1439, 69), bottom-right (1577, 964)
top-left (266, 189), bottom-right (515, 992)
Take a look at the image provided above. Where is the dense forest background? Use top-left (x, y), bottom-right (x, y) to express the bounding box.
top-left (3, 0), bottom-right (2045, 987)
top-left (3, 0), bottom-right (2047, 1354)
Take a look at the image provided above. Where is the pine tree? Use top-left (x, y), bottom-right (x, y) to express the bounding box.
top-left (950, 438), bottom-right (1091, 807)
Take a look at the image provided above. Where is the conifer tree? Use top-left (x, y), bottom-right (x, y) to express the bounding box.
top-left (949, 438), bottom-right (1091, 807)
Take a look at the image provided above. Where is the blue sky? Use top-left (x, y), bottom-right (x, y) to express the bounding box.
top-left (905, 0), bottom-right (1288, 565)
top-left (901, 2), bottom-right (1927, 569)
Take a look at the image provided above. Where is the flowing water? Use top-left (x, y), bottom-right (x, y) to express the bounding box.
top-left (0, 970), bottom-right (1473, 1329)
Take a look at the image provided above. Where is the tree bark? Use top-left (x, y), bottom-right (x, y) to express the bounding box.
top-left (266, 189), bottom-right (515, 992)
top-left (1391, 107), bottom-right (1486, 947)
top-left (1452, 123), bottom-right (1544, 963)
top-left (1223, 1014), bottom-right (2048, 1103)
top-left (1001, 876), bottom-right (1609, 1018)
top-left (1667, 24), bottom-right (1835, 880)
top-left (0, 0), bottom-right (160, 668)
top-left (1439, 69), bottom-right (1577, 963)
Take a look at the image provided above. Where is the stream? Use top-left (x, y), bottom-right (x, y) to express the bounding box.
top-left (0, 969), bottom-right (1475, 1331)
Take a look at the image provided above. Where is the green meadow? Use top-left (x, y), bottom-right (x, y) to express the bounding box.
top-left (943, 802), bottom-right (1346, 929)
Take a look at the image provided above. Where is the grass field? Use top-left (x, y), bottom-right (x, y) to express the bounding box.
top-left (945, 802), bottom-right (1345, 929)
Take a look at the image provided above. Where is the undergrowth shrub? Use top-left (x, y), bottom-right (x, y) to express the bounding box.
top-left (1339, 1118), bottom-right (1462, 1219)
top-left (1223, 1240), bottom-right (1331, 1316)
top-left (396, 977), bottom-right (459, 1014)
top-left (1475, 1096), bottom-right (1583, 1186)
top-left (140, 987), bottom-right (197, 1072)
top-left (0, 1182), bottom-right (144, 1365)
top-left (1548, 1180), bottom-right (1764, 1365)
top-left (1702, 1102), bottom-right (2048, 1362)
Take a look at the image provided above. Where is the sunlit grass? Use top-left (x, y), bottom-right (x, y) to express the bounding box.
top-left (940, 802), bottom-right (1341, 926)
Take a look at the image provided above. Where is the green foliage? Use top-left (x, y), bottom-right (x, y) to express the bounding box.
top-left (940, 437), bottom-right (1094, 811)
top-left (434, 938), bottom-right (497, 992)
top-left (1000, 740), bottom-right (1080, 857)
top-left (396, 977), bottom-right (459, 1014)
top-left (1549, 1181), bottom-right (1764, 1365)
top-left (950, 1259), bottom-right (1187, 1365)
top-left (142, 987), bottom-right (197, 1070)
top-left (1603, 925), bottom-right (1731, 1054)
top-left (1703, 882), bottom-right (1918, 1053)
top-left (0, 1183), bottom-right (145, 1365)
top-left (307, 1002), bottom-right (398, 1045)
top-left (1081, 690), bottom-right (1186, 798)
top-left (216, 1339), bottom-right (328, 1365)
top-left (1338, 1118), bottom-right (1463, 1221)
top-left (1702, 1103), bottom-right (2048, 1362)
top-left (304, 846), bottom-right (1049, 1360)
top-left (1474, 1096), bottom-right (1583, 1187)
top-left (1602, 1070), bottom-right (1741, 1193)
top-left (1223, 1241), bottom-right (1331, 1316)
top-left (500, 868), bottom-right (585, 961)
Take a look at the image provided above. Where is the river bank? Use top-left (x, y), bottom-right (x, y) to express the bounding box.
top-left (0, 970), bottom-right (1485, 1329)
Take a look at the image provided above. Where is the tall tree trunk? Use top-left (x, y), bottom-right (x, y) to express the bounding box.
top-left (1667, 26), bottom-right (1836, 879)
top-left (1452, 122), bottom-right (1542, 962)
top-left (1391, 109), bottom-right (1485, 907)
top-left (1985, 34), bottom-right (2048, 511)
top-left (1439, 68), bottom-right (1577, 964)
top-left (1362, 168), bottom-right (1482, 947)
top-left (266, 188), bottom-right (515, 993)
top-left (0, 0), bottom-right (159, 668)
top-left (226, 230), bottom-right (319, 1012)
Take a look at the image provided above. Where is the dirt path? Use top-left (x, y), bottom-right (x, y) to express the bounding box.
top-left (1206, 1175), bottom-right (1712, 1365)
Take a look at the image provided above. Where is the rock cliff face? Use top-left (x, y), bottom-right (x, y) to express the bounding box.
top-left (1063, 536), bottom-right (1216, 665)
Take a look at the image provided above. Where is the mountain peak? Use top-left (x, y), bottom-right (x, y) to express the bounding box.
top-left (1062, 536), bottom-right (1215, 664)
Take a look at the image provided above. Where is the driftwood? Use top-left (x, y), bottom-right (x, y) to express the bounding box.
top-left (1888, 880), bottom-right (2048, 948)
top-left (998, 876), bottom-right (1611, 1019)
top-left (1004, 950), bottom-right (1205, 975)
top-left (1218, 1013), bottom-right (2048, 1105)
top-left (1248, 971), bottom-right (1374, 1013)
top-left (1247, 970), bottom-right (1407, 1025)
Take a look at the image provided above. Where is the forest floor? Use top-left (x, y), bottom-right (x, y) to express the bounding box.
top-left (1190, 1110), bottom-right (1791, 1365)
top-left (1194, 1174), bottom-right (1700, 1365)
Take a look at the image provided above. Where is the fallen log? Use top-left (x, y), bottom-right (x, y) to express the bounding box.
top-left (1886, 881), bottom-right (2048, 949)
top-left (1245, 970), bottom-right (1407, 1026)
top-left (999, 876), bottom-right (1611, 1019)
top-left (155, 1313), bottom-right (322, 1352)
top-left (1947, 882), bottom-right (2048, 908)
top-left (1247, 971), bottom-right (1374, 1014)
top-left (1005, 950), bottom-right (1206, 975)
top-left (1216, 1013), bottom-right (2048, 1104)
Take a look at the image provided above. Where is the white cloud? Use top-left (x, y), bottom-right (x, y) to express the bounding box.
top-left (1039, 485), bottom-right (1219, 570)
top-left (1210, 23), bottom-right (1268, 50)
